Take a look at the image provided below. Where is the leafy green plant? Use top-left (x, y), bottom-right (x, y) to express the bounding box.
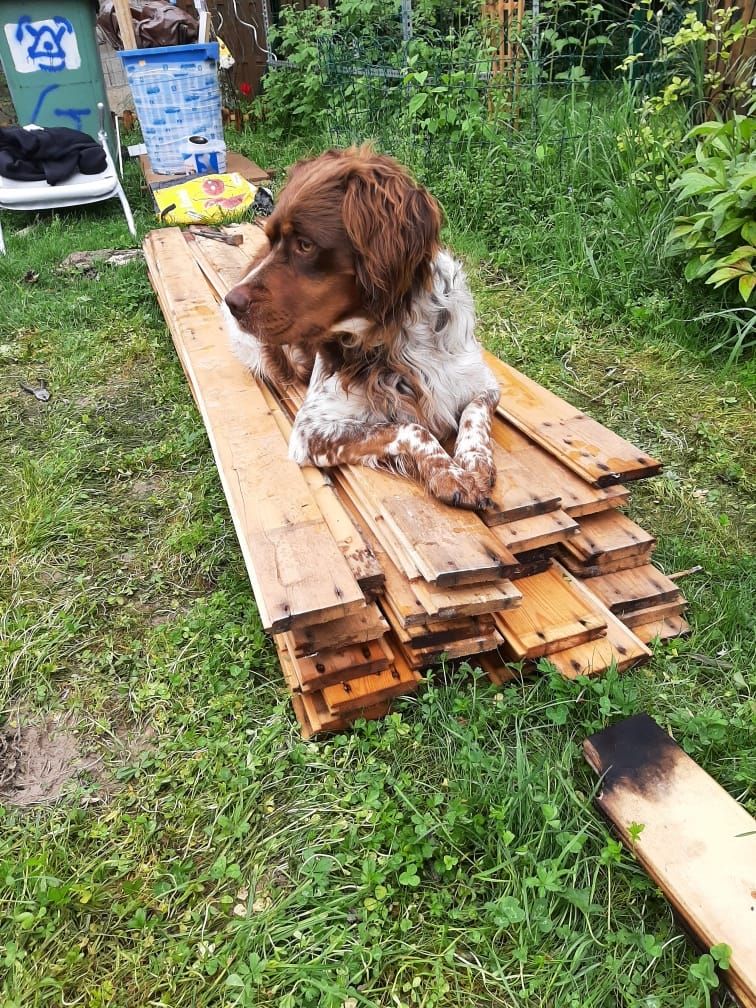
top-left (667, 114), bottom-right (756, 305)
top-left (616, 0), bottom-right (755, 196)
top-left (259, 5), bottom-right (334, 138)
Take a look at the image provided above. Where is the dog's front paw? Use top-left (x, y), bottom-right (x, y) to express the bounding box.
top-left (454, 448), bottom-right (496, 490)
top-left (426, 464), bottom-right (494, 511)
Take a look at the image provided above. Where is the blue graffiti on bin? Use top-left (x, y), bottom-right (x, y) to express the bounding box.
top-left (15, 16), bottom-right (76, 72)
top-left (31, 83), bottom-right (91, 131)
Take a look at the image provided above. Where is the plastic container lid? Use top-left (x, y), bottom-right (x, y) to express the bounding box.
top-left (118, 42), bottom-right (219, 67)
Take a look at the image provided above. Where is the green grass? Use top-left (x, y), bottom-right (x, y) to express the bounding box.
top-left (0, 126), bottom-right (754, 1008)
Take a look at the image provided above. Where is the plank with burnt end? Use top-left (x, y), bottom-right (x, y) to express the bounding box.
top-left (583, 714), bottom-right (756, 1008)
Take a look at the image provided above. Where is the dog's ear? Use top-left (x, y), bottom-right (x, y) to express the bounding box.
top-left (342, 160), bottom-right (441, 328)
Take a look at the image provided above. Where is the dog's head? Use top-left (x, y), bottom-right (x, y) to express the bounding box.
top-left (224, 146), bottom-right (441, 349)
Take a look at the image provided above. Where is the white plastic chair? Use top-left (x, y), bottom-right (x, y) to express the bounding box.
top-left (0, 103), bottom-right (136, 254)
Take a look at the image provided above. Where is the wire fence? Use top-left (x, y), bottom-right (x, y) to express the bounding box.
top-left (316, 19), bottom-right (639, 177)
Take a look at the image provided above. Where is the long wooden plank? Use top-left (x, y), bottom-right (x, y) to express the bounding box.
top-left (144, 229), bottom-right (365, 633)
top-left (561, 511), bottom-right (656, 564)
top-left (481, 441), bottom-right (561, 524)
top-left (397, 630), bottom-right (504, 669)
top-left (494, 509), bottom-right (578, 554)
top-left (286, 637), bottom-right (393, 692)
top-left (276, 637), bottom-right (391, 733)
top-left (544, 564), bottom-right (651, 677)
top-left (258, 381), bottom-right (384, 594)
top-left (633, 614), bottom-right (692, 644)
top-left (492, 417), bottom-right (630, 516)
top-left (290, 604), bottom-right (389, 657)
top-left (557, 547), bottom-right (655, 579)
top-left (336, 466), bottom-right (422, 581)
top-left (321, 655), bottom-right (421, 715)
top-left (493, 566), bottom-right (606, 660)
top-left (300, 690), bottom-right (391, 734)
top-left (338, 486), bottom-right (522, 622)
top-left (583, 715), bottom-right (756, 1008)
top-left (379, 490), bottom-right (518, 586)
top-left (114, 0), bottom-right (138, 50)
top-left (583, 565), bottom-right (681, 615)
top-left (621, 597), bottom-right (686, 629)
top-left (190, 224), bottom-right (264, 293)
top-left (485, 352), bottom-right (662, 487)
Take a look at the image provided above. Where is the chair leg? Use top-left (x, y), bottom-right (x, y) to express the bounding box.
top-left (0, 215), bottom-right (5, 255)
top-left (115, 183), bottom-right (137, 239)
top-left (99, 122), bottom-right (137, 240)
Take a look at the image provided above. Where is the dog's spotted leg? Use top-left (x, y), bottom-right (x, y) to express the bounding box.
top-left (453, 388), bottom-right (499, 491)
top-left (291, 419), bottom-right (493, 510)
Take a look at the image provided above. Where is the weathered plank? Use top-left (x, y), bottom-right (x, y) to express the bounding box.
top-left (300, 689), bottom-right (391, 734)
top-left (633, 614), bottom-right (692, 644)
top-left (494, 509), bottom-right (578, 554)
top-left (321, 656), bottom-right (421, 715)
top-left (492, 417), bottom-right (630, 516)
top-left (338, 487), bottom-right (522, 622)
top-left (379, 491), bottom-right (518, 587)
top-left (557, 547), bottom-right (655, 579)
top-left (481, 441), bottom-right (561, 524)
top-left (544, 564), bottom-right (651, 677)
top-left (584, 714), bottom-right (756, 1008)
top-left (485, 352), bottom-right (662, 487)
top-left (582, 565), bottom-right (681, 615)
top-left (288, 637), bottom-right (393, 692)
top-left (144, 229), bottom-right (365, 633)
top-left (493, 566), bottom-right (606, 660)
top-left (621, 597), bottom-right (686, 629)
top-left (258, 380), bottom-right (384, 595)
top-left (188, 223), bottom-right (265, 295)
top-left (290, 604), bottom-right (389, 657)
top-left (560, 511), bottom-right (656, 565)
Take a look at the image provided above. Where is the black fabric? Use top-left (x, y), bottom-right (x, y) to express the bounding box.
top-left (0, 127), bottom-right (106, 186)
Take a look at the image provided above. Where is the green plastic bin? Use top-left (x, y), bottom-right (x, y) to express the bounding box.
top-left (0, 0), bottom-right (113, 146)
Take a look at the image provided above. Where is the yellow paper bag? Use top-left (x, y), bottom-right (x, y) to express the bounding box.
top-left (154, 172), bottom-right (258, 225)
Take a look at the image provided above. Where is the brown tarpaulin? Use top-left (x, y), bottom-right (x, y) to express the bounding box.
top-left (97, 1), bottom-right (199, 50)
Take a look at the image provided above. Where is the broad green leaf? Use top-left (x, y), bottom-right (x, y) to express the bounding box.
top-left (717, 245), bottom-right (756, 266)
top-left (686, 122), bottom-right (725, 139)
top-left (669, 222), bottom-right (696, 240)
top-left (408, 92), bottom-right (429, 116)
top-left (684, 256), bottom-right (713, 281)
top-left (706, 266), bottom-right (746, 287)
top-left (674, 170), bottom-right (721, 198)
top-left (714, 215), bottom-right (748, 240)
top-left (742, 220), bottom-right (756, 244)
top-left (739, 273), bottom-right (756, 302)
top-left (733, 169), bottom-right (756, 190)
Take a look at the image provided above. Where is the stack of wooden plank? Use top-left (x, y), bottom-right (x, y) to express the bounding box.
top-left (143, 223), bottom-right (692, 737)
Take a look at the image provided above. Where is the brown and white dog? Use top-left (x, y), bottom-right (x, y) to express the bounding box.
top-left (222, 146), bottom-right (500, 509)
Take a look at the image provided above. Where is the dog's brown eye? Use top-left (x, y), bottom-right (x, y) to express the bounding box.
top-left (296, 237), bottom-right (314, 254)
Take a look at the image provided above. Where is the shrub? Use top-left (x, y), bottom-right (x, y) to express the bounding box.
top-left (667, 114), bottom-right (756, 306)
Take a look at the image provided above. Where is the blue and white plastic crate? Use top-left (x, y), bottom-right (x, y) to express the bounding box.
top-left (119, 42), bottom-right (226, 175)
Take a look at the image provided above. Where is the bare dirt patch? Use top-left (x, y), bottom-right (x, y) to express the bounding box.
top-left (0, 715), bottom-right (102, 808)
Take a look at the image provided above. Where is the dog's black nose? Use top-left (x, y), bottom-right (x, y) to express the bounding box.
top-left (225, 287), bottom-right (249, 319)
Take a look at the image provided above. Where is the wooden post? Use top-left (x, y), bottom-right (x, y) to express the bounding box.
top-left (113, 0), bottom-right (138, 51)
